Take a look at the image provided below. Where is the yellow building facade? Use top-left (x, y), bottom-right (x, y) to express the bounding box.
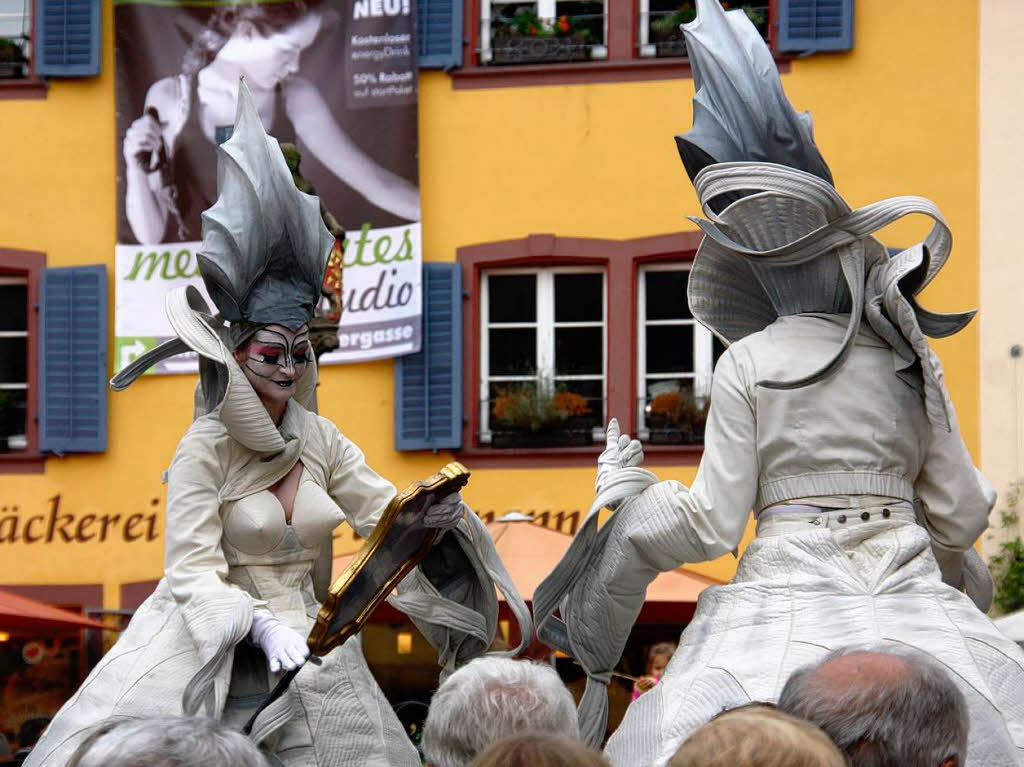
top-left (0, 0), bottom-right (981, 615)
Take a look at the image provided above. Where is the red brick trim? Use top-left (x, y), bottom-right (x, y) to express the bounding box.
top-left (0, 248), bottom-right (46, 473)
top-left (0, 78), bottom-right (48, 100)
top-left (455, 231), bottom-right (704, 467)
top-left (0, 583), bottom-right (104, 609)
top-left (120, 580), bottom-right (160, 610)
top-left (451, 56), bottom-right (790, 90)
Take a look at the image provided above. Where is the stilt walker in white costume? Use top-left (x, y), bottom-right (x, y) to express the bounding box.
top-left (27, 80), bottom-right (530, 767)
top-left (533, 2), bottom-right (1024, 765)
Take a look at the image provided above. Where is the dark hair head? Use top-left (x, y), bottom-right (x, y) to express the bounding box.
top-left (778, 647), bottom-right (969, 767)
top-left (16, 718), bottom-right (50, 749)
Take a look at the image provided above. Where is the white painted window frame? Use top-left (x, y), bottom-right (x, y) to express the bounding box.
top-left (637, 0), bottom-right (655, 57)
top-left (636, 262), bottom-right (714, 440)
top-left (479, 0), bottom-right (609, 63)
top-left (479, 266), bottom-right (607, 444)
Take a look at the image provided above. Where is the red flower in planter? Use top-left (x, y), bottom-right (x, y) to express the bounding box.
top-left (558, 14), bottom-right (570, 33)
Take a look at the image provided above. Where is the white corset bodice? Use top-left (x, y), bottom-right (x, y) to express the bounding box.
top-left (221, 470), bottom-right (345, 630)
top-left (221, 470), bottom-right (344, 563)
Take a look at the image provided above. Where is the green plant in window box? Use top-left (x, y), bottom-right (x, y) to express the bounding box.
top-left (490, 8), bottom-right (592, 65)
top-left (649, 3), bottom-right (768, 57)
top-left (490, 385), bottom-right (595, 448)
top-left (645, 388), bottom-right (707, 445)
top-left (0, 38), bottom-right (27, 79)
top-left (987, 479), bottom-right (1024, 616)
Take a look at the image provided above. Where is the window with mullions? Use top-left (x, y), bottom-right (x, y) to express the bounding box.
top-left (637, 0), bottom-right (769, 59)
top-left (480, 0), bottom-right (608, 65)
top-left (636, 264), bottom-right (724, 444)
top-left (480, 268), bottom-right (605, 448)
top-left (0, 0), bottom-right (31, 79)
top-left (0, 275), bottom-right (29, 451)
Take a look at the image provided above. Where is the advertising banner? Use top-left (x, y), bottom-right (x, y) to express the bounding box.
top-left (113, 0), bottom-right (421, 373)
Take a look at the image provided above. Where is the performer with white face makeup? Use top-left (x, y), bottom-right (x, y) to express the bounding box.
top-left (234, 326), bottom-right (313, 423)
top-left (28, 81), bottom-right (528, 767)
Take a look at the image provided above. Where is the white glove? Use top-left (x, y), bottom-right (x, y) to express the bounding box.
top-left (250, 609), bottom-right (310, 673)
top-left (423, 492), bottom-right (465, 530)
top-left (596, 418), bottom-right (644, 501)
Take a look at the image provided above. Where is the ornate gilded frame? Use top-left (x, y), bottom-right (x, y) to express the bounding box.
top-left (307, 461), bottom-right (471, 655)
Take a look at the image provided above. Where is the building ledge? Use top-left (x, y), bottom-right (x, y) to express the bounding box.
top-left (451, 56), bottom-right (790, 90)
top-left (454, 443), bottom-right (702, 468)
top-left (0, 77), bottom-right (47, 100)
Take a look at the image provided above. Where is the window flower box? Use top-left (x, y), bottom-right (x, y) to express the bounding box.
top-left (491, 420), bottom-right (594, 448)
top-left (643, 390), bottom-right (707, 445)
top-left (490, 32), bottom-right (591, 65)
top-left (488, 9), bottom-right (599, 66)
top-left (488, 387), bottom-right (598, 448)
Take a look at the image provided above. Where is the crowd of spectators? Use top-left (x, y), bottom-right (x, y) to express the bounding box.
top-left (20, 643), bottom-right (969, 767)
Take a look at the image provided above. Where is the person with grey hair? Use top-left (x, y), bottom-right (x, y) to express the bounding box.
top-left (777, 648), bottom-right (969, 767)
top-left (66, 716), bottom-right (269, 767)
top-left (422, 657), bottom-right (580, 767)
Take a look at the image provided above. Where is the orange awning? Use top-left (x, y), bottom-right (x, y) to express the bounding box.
top-left (332, 513), bottom-right (720, 609)
top-left (0, 588), bottom-right (110, 633)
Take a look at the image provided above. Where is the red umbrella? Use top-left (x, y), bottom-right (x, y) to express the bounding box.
top-left (0, 588), bottom-right (109, 633)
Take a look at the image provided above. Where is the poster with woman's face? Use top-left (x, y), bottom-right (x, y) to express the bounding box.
top-left (113, 0), bottom-right (425, 368)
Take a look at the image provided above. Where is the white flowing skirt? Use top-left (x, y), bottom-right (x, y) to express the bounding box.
top-left (25, 578), bottom-right (418, 767)
top-left (605, 510), bottom-right (1024, 767)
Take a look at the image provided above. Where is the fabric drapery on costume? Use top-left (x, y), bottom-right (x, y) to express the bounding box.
top-left (27, 80), bottom-right (530, 767)
top-left (533, 1), bottom-right (1024, 764)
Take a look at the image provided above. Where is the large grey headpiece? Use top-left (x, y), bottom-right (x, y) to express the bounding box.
top-left (197, 78), bottom-right (333, 330)
top-left (675, 0), bottom-right (833, 201)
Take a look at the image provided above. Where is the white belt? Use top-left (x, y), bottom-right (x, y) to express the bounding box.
top-left (756, 501), bottom-right (915, 536)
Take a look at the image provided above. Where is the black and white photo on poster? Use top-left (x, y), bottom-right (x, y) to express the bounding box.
top-left (113, 0), bottom-right (422, 371)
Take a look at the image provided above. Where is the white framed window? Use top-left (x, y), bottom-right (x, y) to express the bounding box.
top-left (480, 0), bottom-right (608, 65)
top-left (479, 267), bottom-right (606, 445)
top-left (0, 275), bottom-right (29, 451)
top-left (636, 263), bottom-right (722, 443)
top-left (0, 0), bottom-right (32, 79)
top-left (637, 0), bottom-right (769, 59)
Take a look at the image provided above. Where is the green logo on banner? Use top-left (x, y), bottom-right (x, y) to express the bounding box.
top-left (115, 337), bottom-right (159, 373)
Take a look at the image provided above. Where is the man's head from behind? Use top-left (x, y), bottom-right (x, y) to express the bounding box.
top-left (67, 716), bottom-right (268, 767)
top-left (423, 657), bottom-right (579, 767)
top-left (778, 647), bottom-right (968, 767)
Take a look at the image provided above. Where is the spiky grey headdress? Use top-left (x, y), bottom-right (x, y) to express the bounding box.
top-left (198, 79), bottom-right (333, 329)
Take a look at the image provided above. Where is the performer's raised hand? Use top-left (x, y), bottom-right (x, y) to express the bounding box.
top-left (596, 418), bottom-right (645, 500)
top-left (250, 609), bottom-right (311, 673)
top-left (423, 492), bottom-right (465, 530)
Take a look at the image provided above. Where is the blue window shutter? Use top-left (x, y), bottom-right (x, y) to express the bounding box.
top-left (418, 0), bottom-right (462, 70)
top-left (395, 262), bottom-right (462, 450)
top-left (34, 0), bottom-right (101, 77)
top-left (776, 0), bottom-right (853, 53)
top-left (39, 265), bottom-right (107, 454)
